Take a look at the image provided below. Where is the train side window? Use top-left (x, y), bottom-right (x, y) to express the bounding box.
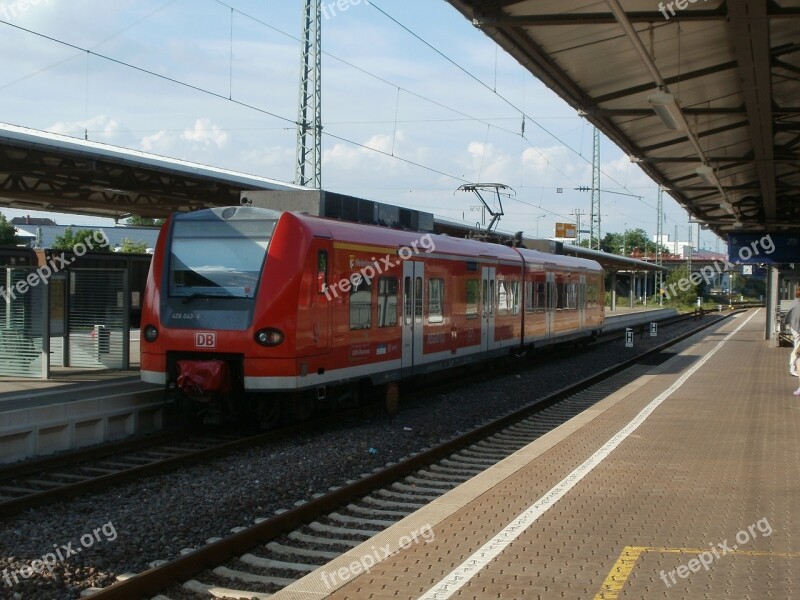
top-left (317, 250), bottom-right (328, 294)
top-left (525, 281), bottom-right (534, 313)
top-left (349, 277), bottom-right (372, 330)
top-left (482, 278), bottom-right (488, 317)
top-left (428, 278), bottom-right (444, 323)
top-left (466, 279), bottom-right (479, 319)
top-left (510, 281), bottom-right (520, 315)
top-left (497, 281), bottom-right (508, 316)
top-left (377, 277), bottom-right (398, 327)
top-left (404, 277), bottom-right (412, 325)
top-left (535, 282), bottom-right (546, 312)
top-left (586, 282), bottom-right (598, 308)
top-left (497, 280), bottom-right (518, 316)
top-left (489, 280), bottom-right (495, 316)
top-left (565, 283), bottom-right (577, 310)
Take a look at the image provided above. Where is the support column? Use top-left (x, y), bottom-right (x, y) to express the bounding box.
top-left (41, 279), bottom-right (50, 380)
top-left (610, 271), bottom-right (617, 312)
top-left (767, 266), bottom-right (779, 343)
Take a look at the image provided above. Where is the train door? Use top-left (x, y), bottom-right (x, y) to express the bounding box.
top-left (545, 270), bottom-right (555, 341)
top-left (311, 243), bottom-right (331, 353)
top-left (481, 266), bottom-right (496, 352)
top-left (402, 260), bottom-right (424, 372)
top-left (578, 272), bottom-right (587, 331)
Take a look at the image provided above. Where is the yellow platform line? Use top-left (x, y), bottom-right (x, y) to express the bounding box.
top-left (593, 546), bottom-right (646, 600)
top-left (594, 546), bottom-right (800, 599)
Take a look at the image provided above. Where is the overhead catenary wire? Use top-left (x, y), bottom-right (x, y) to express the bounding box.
top-left (366, 1), bottom-right (689, 232)
top-left (0, 1), bottom-right (684, 236)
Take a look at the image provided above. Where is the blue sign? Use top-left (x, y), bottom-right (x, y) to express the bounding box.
top-left (727, 233), bottom-right (800, 264)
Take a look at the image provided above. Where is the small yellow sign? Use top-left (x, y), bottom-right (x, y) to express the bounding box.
top-left (555, 222), bottom-right (576, 238)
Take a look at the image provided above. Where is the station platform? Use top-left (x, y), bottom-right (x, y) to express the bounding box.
top-left (0, 370), bottom-right (166, 463)
top-left (603, 306), bottom-right (678, 332)
top-left (274, 308), bottom-right (798, 599)
top-left (0, 370), bottom-right (146, 408)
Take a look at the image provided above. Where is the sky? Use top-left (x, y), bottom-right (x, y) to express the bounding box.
top-left (0, 0), bottom-right (721, 250)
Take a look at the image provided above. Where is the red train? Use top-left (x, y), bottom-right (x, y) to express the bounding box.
top-left (140, 206), bottom-right (604, 423)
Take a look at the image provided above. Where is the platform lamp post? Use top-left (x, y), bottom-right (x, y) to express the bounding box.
top-left (535, 215), bottom-right (546, 237)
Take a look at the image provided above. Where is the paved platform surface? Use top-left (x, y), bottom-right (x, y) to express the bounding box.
top-left (0, 370), bottom-right (159, 411)
top-left (274, 309), bottom-right (798, 599)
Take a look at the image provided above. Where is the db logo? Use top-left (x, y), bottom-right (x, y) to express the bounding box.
top-left (195, 332), bottom-right (216, 348)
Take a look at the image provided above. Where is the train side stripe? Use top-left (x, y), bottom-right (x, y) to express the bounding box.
top-left (332, 242), bottom-right (398, 254)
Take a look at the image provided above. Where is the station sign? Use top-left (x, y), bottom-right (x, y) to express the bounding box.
top-left (555, 222), bottom-right (576, 238)
top-left (727, 232), bottom-right (799, 264)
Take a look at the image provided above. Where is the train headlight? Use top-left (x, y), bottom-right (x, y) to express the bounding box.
top-left (143, 324), bottom-right (159, 343)
top-left (255, 328), bottom-right (284, 347)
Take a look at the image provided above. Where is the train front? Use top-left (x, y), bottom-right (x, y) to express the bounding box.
top-left (140, 206), bottom-right (283, 422)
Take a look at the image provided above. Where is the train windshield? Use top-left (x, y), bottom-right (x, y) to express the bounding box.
top-left (169, 216), bottom-right (277, 299)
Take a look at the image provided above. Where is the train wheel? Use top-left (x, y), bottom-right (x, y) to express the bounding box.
top-left (384, 382), bottom-right (400, 417)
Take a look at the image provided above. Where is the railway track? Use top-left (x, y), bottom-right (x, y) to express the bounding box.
top-left (0, 428), bottom-right (263, 517)
top-left (0, 309), bottom-right (714, 520)
top-left (87, 310), bottom-right (737, 599)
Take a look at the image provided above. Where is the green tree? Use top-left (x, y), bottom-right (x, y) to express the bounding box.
top-left (119, 238), bottom-right (149, 253)
top-left (599, 232), bottom-right (624, 254)
top-left (0, 212), bottom-right (18, 246)
top-left (126, 215), bottom-right (165, 227)
top-left (663, 265), bottom-right (699, 306)
top-left (52, 227), bottom-right (111, 252)
top-left (597, 229), bottom-right (669, 257)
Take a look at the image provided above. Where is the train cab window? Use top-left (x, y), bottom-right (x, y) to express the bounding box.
top-left (428, 278), bottom-right (444, 323)
top-left (169, 214), bottom-right (276, 299)
top-left (465, 279), bottom-right (479, 319)
top-left (349, 277), bottom-right (372, 330)
top-left (377, 277), bottom-right (398, 327)
top-left (317, 250), bottom-right (328, 294)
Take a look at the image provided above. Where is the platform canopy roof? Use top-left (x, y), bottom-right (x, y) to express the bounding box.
top-left (446, 0), bottom-right (800, 237)
top-left (0, 123), bottom-right (307, 220)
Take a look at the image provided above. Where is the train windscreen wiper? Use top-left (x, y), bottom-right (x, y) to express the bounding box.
top-left (181, 292), bottom-right (235, 304)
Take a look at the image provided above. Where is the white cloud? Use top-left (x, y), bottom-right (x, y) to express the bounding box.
top-left (181, 117), bottom-right (228, 149)
top-left (323, 130), bottom-right (406, 172)
top-left (140, 129), bottom-right (173, 153)
top-left (47, 115), bottom-right (122, 141)
top-left (139, 118), bottom-right (228, 155)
